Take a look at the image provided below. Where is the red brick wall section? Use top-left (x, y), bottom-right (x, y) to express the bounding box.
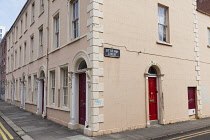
top-left (197, 0), bottom-right (210, 14)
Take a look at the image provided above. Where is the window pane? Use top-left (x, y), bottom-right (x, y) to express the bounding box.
top-left (158, 7), bottom-right (165, 17)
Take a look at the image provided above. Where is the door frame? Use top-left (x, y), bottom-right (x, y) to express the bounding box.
top-left (145, 63), bottom-right (165, 127)
top-left (69, 69), bottom-right (89, 129)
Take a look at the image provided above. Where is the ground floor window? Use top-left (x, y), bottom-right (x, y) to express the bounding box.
top-left (61, 68), bottom-right (68, 107)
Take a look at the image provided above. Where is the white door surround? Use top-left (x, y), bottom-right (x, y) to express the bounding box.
top-left (36, 67), bottom-right (47, 118)
top-left (68, 51), bottom-right (92, 135)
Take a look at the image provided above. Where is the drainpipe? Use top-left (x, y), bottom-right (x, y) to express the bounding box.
top-left (44, 0), bottom-right (50, 117)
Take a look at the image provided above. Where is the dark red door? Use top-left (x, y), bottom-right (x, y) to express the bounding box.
top-left (79, 73), bottom-right (86, 125)
top-left (148, 77), bottom-right (158, 120)
top-left (42, 80), bottom-right (44, 113)
top-left (188, 87), bottom-right (196, 111)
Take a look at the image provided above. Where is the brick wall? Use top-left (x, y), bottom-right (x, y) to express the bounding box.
top-left (197, 0), bottom-right (210, 14)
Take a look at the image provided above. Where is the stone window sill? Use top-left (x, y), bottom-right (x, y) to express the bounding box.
top-left (156, 41), bottom-right (173, 47)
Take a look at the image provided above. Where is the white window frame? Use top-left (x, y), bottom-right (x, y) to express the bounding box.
top-left (28, 76), bottom-right (32, 102)
top-left (25, 12), bottom-right (28, 31)
top-left (158, 5), bottom-right (169, 43)
top-left (15, 50), bottom-right (17, 69)
top-left (33, 75), bottom-right (38, 104)
top-left (72, 0), bottom-right (79, 39)
top-left (24, 42), bottom-right (27, 65)
top-left (61, 68), bottom-right (68, 107)
top-left (30, 35), bottom-right (34, 61)
top-left (31, 2), bottom-right (35, 24)
top-left (54, 13), bottom-right (60, 48)
top-left (40, 0), bottom-right (44, 13)
top-left (50, 71), bottom-right (56, 104)
top-left (19, 46), bottom-right (22, 67)
top-left (39, 26), bottom-right (43, 57)
top-left (208, 28), bottom-right (210, 46)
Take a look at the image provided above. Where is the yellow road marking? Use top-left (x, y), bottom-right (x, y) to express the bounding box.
top-left (0, 129), bottom-right (8, 140)
top-left (169, 129), bottom-right (210, 140)
top-left (180, 130), bottom-right (210, 140)
top-left (0, 123), bottom-right (14, 139)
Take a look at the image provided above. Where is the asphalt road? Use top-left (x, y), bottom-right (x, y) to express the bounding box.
top-left (159, 127), bottom-right (210, 140)
top-left (0, 117), bottom-right (21, 140)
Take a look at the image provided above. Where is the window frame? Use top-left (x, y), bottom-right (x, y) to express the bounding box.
top-left (50, 70), bottom-right (56, 104)
top-left (24, 41), bottom-right (27, 65)
top-left (39, 26), bottom-right (43, 57)
top-left (31, 2), bottom-right (35, 24)
top-left (40, 0), bottom-right (44, 14)
top-left (30, 35), bottom-right (34, 62)
top-left (61, 67), bottom-right (68, 107)
top-left (158, 5), bottom-right (169, 43)
top-left (71, 0), bottom-right (79, 39)
top-left (53, 13), bottom-right (60, 49)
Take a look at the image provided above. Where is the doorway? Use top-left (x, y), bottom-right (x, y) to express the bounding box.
top-left (148, 77), bottom-right (158, 120)
top-left (148, 66), bottom-right (159, 123)
top-left (79, 73), bottom-right (86, 125)
top-left (188, 87), bottom-right (196, 117)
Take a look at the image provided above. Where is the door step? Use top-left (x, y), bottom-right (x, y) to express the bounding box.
top-left (150, 120), bottom-right (159, 125)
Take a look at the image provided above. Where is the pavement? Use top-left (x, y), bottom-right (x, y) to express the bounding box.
top-left (1, 100), bottom-right (210, 140)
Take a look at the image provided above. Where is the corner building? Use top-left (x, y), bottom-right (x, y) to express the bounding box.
top-left (5, 0), bottom-right (210, 136)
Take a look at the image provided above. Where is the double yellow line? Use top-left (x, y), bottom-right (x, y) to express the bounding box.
top-left (0, 122), bottom-right (14, 140)
top-left (169, 129), bottom-right (210, 140)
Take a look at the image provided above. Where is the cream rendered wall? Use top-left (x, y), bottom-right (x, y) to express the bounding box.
top-left (6, 0), bottom-right (90, 127)
top-left (197, 12), bottom-right (210, 118)
top-left (98, 0), bottom-right (198, 133)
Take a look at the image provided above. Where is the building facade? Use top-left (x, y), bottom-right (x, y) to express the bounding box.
top-left (5, 0), bottom-right (210, 136)
top-left (0, 33), bottom-right (7, 100)
top-left (0, 26), bottom-right (6, 42)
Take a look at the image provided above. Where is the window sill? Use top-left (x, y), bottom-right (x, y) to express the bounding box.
top-left (19, 35), bottom-right (22, 39)
top-left (24, 29), bottom-right (28, 34)
top-left (30, 21), bottom-right (35, 27)
top-left (46, 106), bottom-right (70, 112)
top-left (156, 41), bottom-right (173, 47)
top-left (25, 102), bottom-right (37, 106)
top-left (15, 41), bottom-right (18, 44)
top-left (39, 10), bottom-right (44, 18)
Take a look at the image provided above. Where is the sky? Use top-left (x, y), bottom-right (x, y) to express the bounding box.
top-left (0, 0), bottom-right (27, 31)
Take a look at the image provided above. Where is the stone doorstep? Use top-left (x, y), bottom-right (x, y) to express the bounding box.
top-left (0, 111), bottom-right (34, 140)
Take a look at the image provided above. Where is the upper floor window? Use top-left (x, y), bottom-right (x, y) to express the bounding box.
top-left (21, 20), bottom-right (23, 35)
top-left (15, 51), bottom-right (17, 69)
top-left (208, 28), bottom-right (210, 46)
top-left (31, 2), bottom-right (35, 23)
top-left (39, 26), bottom-right (43, 57)
top-left (19, 46), bottom-right (22, 67)
top-left (25, 12), bottom-right (28, 30)
top-left (30, 35), bottom-right (34, 61)
top-left (0, 29), bottom-right (2, 33)
top-left (158, 5), bottom-right (168, 42)
top-left (24, 42), bottom-right (27, 65)
top-left (16, 26), bottom-right (18, 41)
top-left (72, 0), bottom-right (79, 39)
top-left (54, 14), bottom-right (59, 48)
top-left (40, 0), bottom-right (44, 13)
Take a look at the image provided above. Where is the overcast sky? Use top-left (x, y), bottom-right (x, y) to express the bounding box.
top-left (0, 0), bottom-right (27, 31)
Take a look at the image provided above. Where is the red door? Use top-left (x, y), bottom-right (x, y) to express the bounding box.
top-left (188, 87), bottom-right (196, 114)
top-left (79, 73), bottom-right (86, 125)
top-left (148, 77), bottom-right (158, 120)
